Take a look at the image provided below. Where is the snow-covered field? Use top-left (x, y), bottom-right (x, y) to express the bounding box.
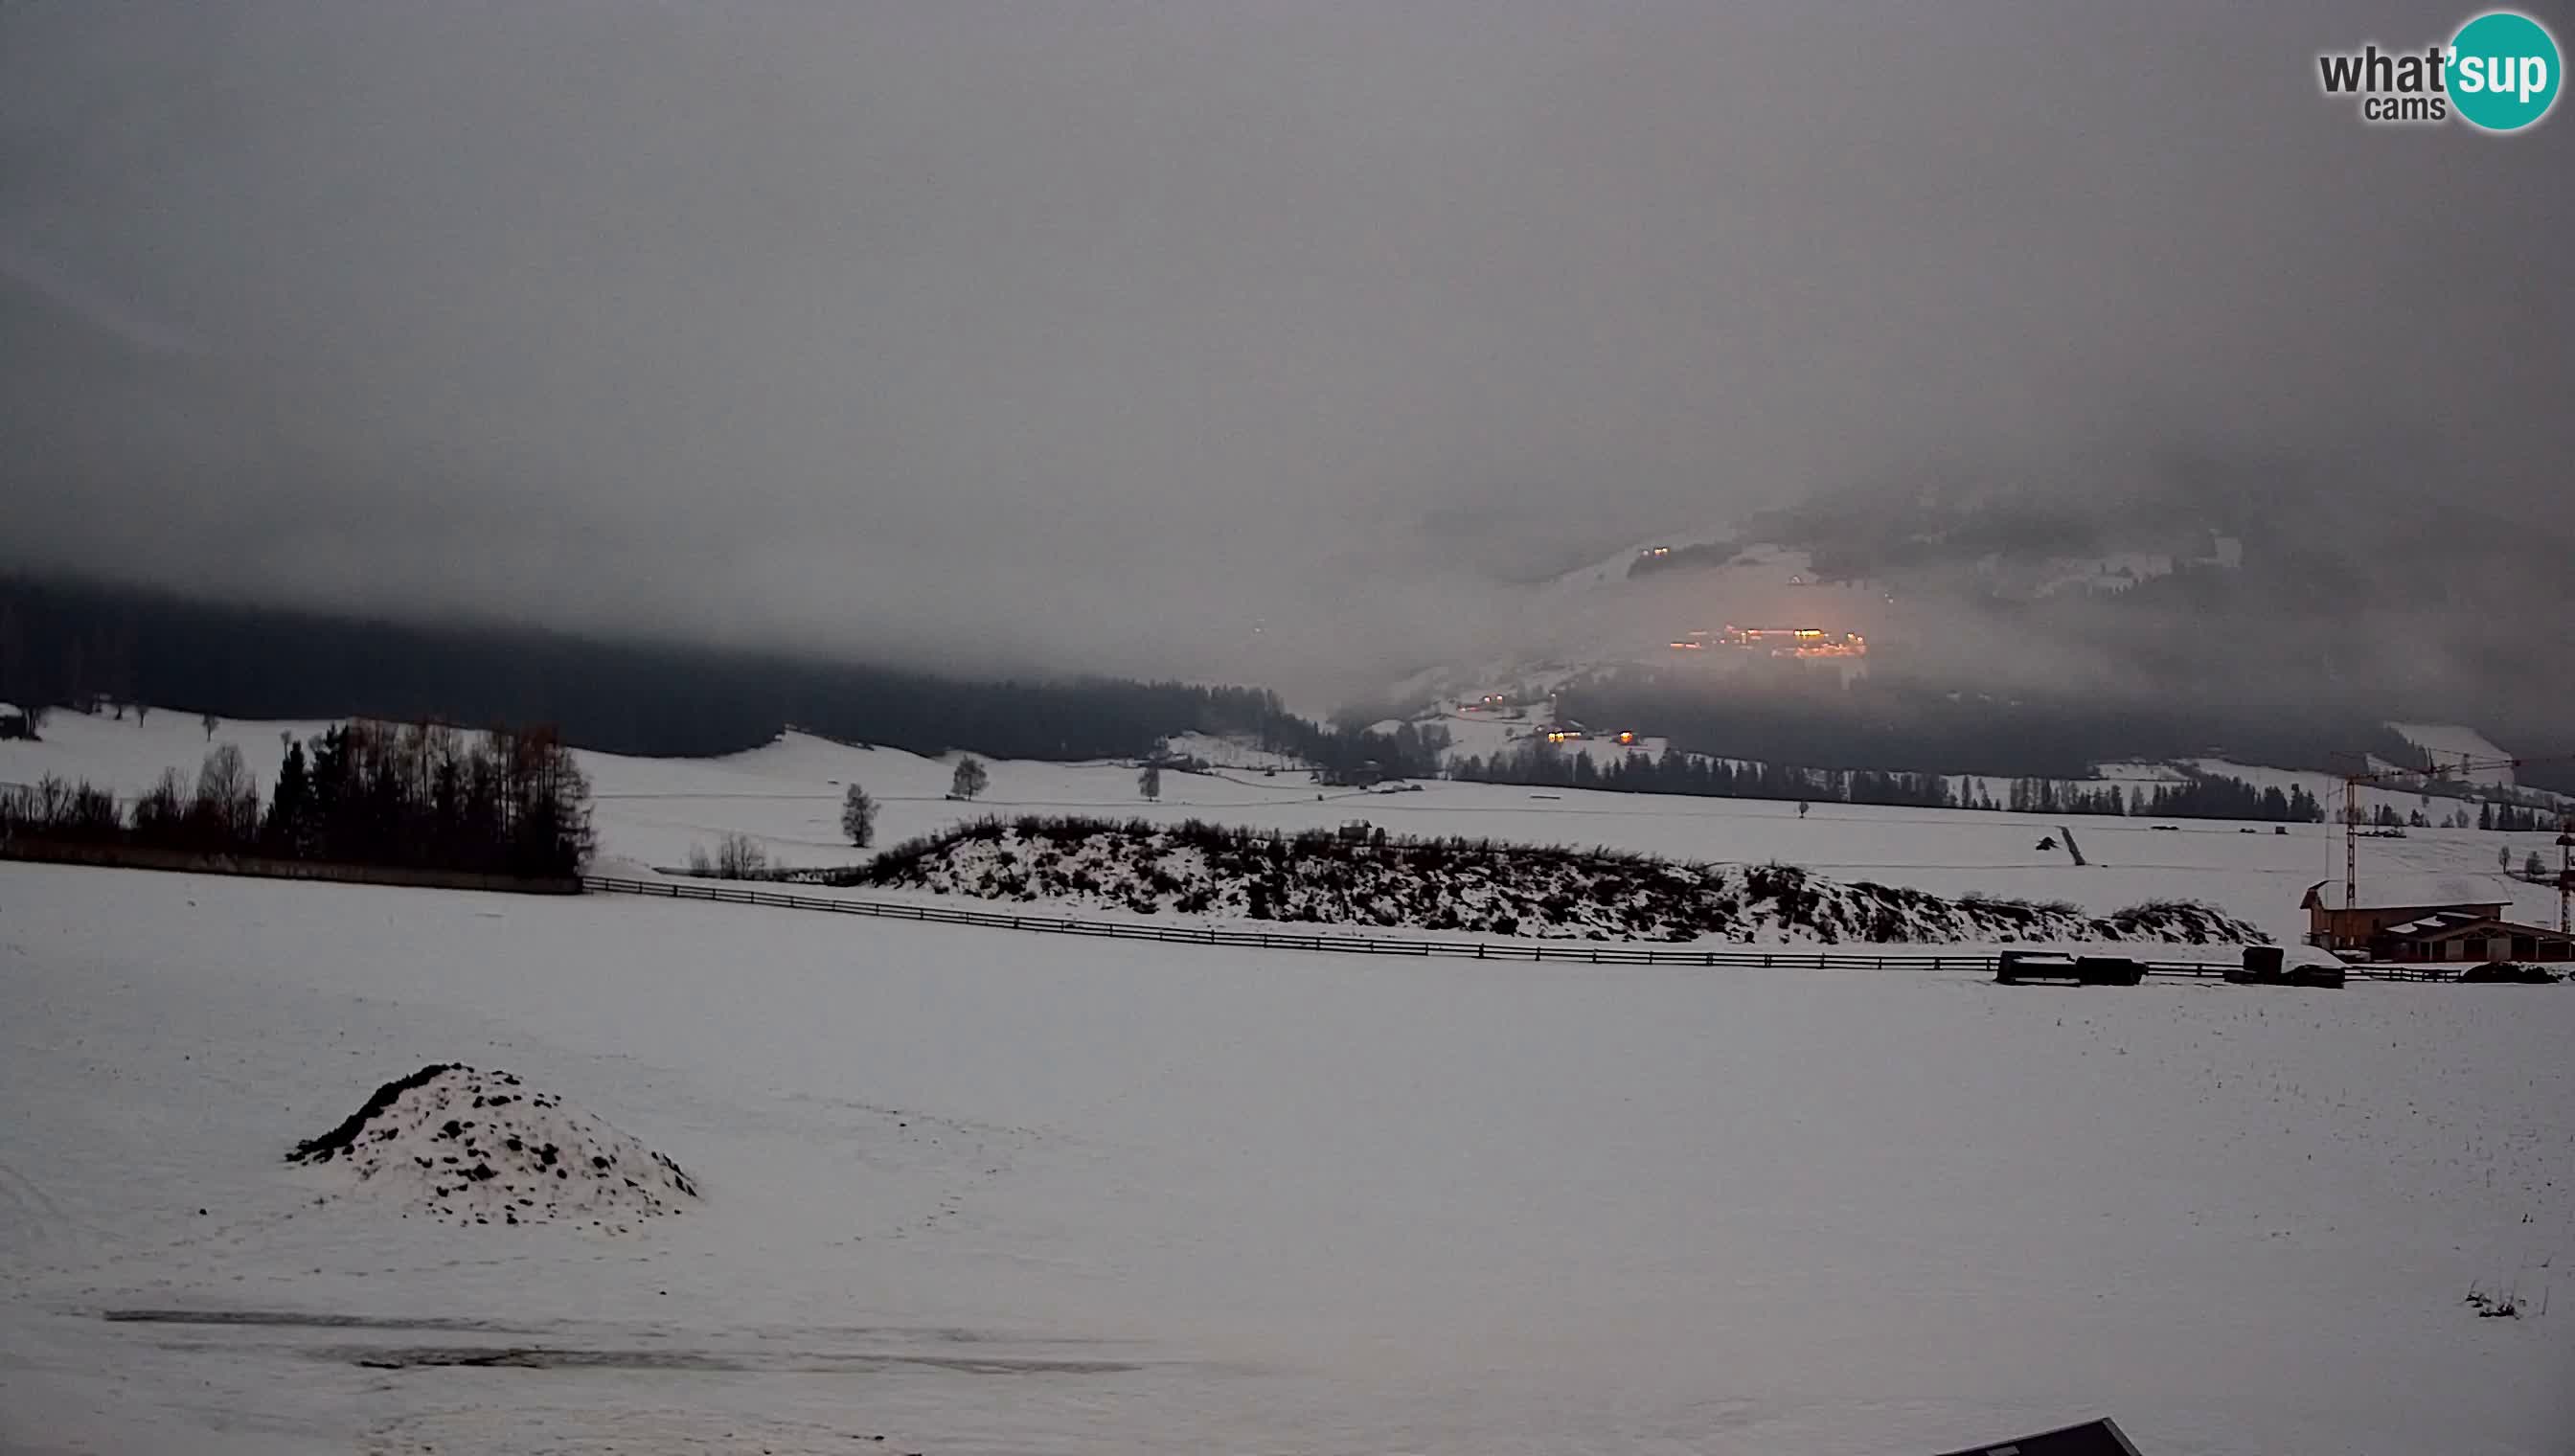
top-left (11, 710), bottom-right (2568, 945)
top-left (2, 863), bottom-right (2569, 1454)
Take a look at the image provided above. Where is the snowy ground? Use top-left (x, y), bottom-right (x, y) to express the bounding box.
top-left (11, 710), bottom-right (2568, 945)
top-left (3, 863), bottom-right (2571, 1455)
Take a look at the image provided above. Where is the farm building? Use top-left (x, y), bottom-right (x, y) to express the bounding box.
top-left (2369, 909), bottom-right (2573, 965)
top-left (2300, 876), bottom-right (2572, 963)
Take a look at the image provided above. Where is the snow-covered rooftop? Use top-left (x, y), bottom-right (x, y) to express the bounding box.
top-left (2302, 873), bottom-right (2519, 911)
top-left (2383, 911), bottom-right (2489, 936)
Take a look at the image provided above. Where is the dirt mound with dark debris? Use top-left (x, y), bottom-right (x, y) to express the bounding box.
top-left (289, 1065), bottom-right (696, 1233)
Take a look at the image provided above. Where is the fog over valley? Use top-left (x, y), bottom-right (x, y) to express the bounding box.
top-left (4, 0), bottom-right (2569, 741)
top-left (11, 12), bottom-right (2575, 1455)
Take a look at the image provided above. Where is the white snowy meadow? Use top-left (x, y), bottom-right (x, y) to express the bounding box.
top-left (4, 713), bottom-right (2571, 1452)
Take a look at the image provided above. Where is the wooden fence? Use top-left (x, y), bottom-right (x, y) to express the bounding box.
top-left (581, 874), bottom-right (2446, 978)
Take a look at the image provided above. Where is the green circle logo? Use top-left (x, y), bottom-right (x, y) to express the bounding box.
top-left (2450, 11), bottom-right (2561, 131)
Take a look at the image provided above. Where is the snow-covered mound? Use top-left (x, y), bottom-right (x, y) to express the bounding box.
top-left (858, 816), bottom-right (2265, 944)
top-left (287, 1065), bottom-right (696, 1231)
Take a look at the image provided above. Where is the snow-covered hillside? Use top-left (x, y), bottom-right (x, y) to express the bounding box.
top-left (2, 864), bottom-right (2568, 1454)
top-left (2388, 721), bottom-right (2518, 785)
top-left (11, 706), bottom-right (2571, 944)
top-left (1417, 699), bottom-right (1669, 770)
top-left (1526, 530), bottom-right (1755, 599)
top-left (860, 816), bottom-right (2264, 944)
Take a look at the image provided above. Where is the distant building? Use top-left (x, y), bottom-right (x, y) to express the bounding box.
top-left (2370, 911), bottom-right (2573, 964)
top-left (1710, 626), bottom-right (1866, 659)
top-left (1671, 626), bottom-right (1868, 657)
top-left (2299, 878), bottom-right (2572, 962)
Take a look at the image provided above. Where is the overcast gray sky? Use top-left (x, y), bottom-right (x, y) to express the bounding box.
top-left (4, 1), bottom-right (2568, 700)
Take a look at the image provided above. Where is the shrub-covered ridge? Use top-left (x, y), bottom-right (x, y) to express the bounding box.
top-left (842, 816), bottom-right (2265, 944)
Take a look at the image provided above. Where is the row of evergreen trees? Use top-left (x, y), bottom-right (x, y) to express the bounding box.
top-left (1449, 743), bottom-right (1956, 808)
top-left (2, 721), bottom-right (593, 877)
top-left (1448, 741), bottom-right (2340, 823)
top-left (1275, 717), bottom-right (1453, 784)
top-left (1999, 775), bottom-right (2328, 822)
top-left (2478, 800), bottom-right (2555, 832)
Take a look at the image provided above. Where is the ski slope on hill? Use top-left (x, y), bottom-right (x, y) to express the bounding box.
top-left (2388, 722), bottom-right (2519, 785)
top-left (2, 864), bottom-right (2569, 1455)
top-left (9, 709), bottom-right (2569, 944)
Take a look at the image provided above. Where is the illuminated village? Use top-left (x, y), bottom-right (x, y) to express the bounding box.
top-left (1670, 626), bottom-right (1868, 659)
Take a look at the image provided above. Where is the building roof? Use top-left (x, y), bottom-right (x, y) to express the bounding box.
top-left (2380, 914), bottom-right (2569, 944)
top-left (2299, 874), bottom-right (2518, 912)
top-left (2383, 911), bottom-right (2488, 936)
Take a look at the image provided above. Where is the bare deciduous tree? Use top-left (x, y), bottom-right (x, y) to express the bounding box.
top-left (840, 784), bottom-right (878, 848)
top-left (1138, 762), bottom-right (1162, 802)
top-left (133, 767), bottom-right (189, 838)
top-left (949, 756), bottom-right (990, 802)
top-left (200, 710), bottom-right (220, 741)
top-left (712, 831), bottom-right (769, 878)
top-left (194, 744), bottom-right (261, 841)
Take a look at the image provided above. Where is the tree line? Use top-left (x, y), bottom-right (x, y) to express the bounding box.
top-left (2479, 800), bottom-right (2555, 832)
top-left (6, 573), bottom-right (2563, 812)
top-left (1452, 741), bottom-right (1957, 808)
top-left (1448, 740), bottom-right (2342, 823)
top-left (2, 720), bottom-right (593, 878)
top-left (1557, 679), bottom-right (2460, 785)
top-left (0, 574), bottom-right (1447, 773)
top-left (1997, 774), bottom-right (2328, 822)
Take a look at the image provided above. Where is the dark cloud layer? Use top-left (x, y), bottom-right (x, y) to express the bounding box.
top-left (4, 1), bottom-right (2568, 702)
